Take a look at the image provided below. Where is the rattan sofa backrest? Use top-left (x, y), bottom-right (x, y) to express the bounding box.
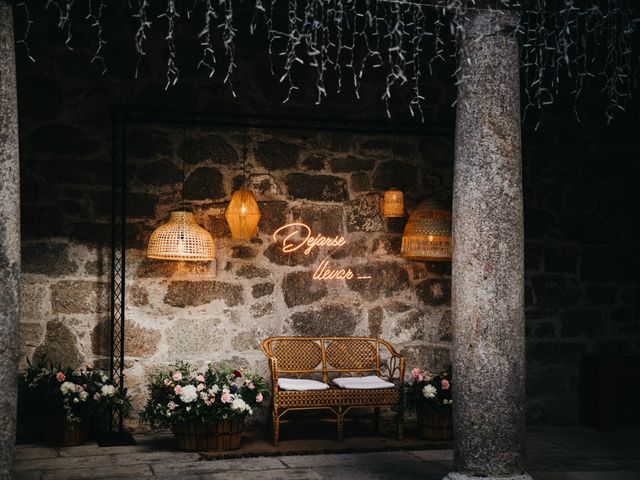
top-left (261, 336), bottom-right (402, 384)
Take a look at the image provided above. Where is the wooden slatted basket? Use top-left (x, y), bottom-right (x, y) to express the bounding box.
top-left (416, 408), bottom-right (452, 441)
top-left (171, 418), bottom-right (245, 451)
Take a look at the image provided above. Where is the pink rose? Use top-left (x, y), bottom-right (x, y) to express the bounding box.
top-left (174, 385), bottom-right (183, 395)
top-left (167, 401), bottom-right (176, 410)
top-left (417, 374), bottom-right (424, 382)
top-left (411, 368), bottom-right (421, 379)
top-left (255, 392), bottom-right (263, 403)
top-left (172, 372), bottom-right (183, 381)
top-left (248, 382), bottom-right (255, 390)
top-left (196, 374), bottom-right (205, 382)
top-left (56, 372), bottom-right (65, 382)
top-left (163, 378), bottom-right (171, 386)
top-left (204, 399), bottom-right (212, 406)
top-left (221, 392), bottom-right (232, 403)
top-left (441, 379), bottom-right (450, 390)
top-left (197, 383), bottom-right (205, 392)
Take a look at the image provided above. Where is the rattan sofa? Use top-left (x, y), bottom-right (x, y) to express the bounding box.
top-left (261, 336), bottom-right (406, 445)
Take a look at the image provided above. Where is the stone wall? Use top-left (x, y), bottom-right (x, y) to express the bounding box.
top-left (19, 118), bottom-right (455, 422)
top-left (14, 6), bottom-right (640, 428)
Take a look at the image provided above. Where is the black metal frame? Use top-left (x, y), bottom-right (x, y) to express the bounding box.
top-left (108, 103), bottom-right (450, 442)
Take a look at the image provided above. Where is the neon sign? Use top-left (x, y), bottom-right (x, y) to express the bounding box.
top-left (272, 223), bottom-right (371, 281)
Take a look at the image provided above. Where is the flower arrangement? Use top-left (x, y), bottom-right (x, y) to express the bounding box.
top-left (141, 361), bottom-right (268, 430)
top-left (402, 367), bottom-right (452, 413)
top-left (18, 363), bottom-right (132, 424)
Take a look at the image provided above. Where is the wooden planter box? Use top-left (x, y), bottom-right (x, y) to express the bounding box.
top-left (41, 414), bottom-right (89, 447)
top-left (416, 407), bottom-right (452, 441)
top-left (172, 418), bottom-right (245, 451)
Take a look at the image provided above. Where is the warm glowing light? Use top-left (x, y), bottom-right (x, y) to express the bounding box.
top-left (226, 190), bottom-right (261, 240)
top-left (147, 211), bottom-right (215, 261)
top-left (273, 223), bottom-right (346, 255)
top-left (272, 223), bottom-right (370, 281)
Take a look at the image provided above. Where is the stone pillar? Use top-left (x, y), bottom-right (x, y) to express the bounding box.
top-left (445, 8), bottom-right (531, 480)
top-left (0, 2), bottom-right (21, 480)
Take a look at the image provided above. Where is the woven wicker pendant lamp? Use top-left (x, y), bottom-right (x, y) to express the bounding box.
top-left (383, 188), bottom-right (404, 217)
top-left (147, 211), bottom-right (216, 261)
top-left (401, 199), bottom-right (452, 261)
top-left (226, 128), bottom-right (261, 240)
top-left (147, 128), bottom-right (216, 261)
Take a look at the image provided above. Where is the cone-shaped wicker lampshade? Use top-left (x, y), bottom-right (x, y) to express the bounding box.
top-left (401, 199), bottom-right (452, 261)
top-left (147, 211), bottom-right (216, 261)
top-left (383, 188), bottom-right (404, 217)
top-left (225, 190), bottom-right (261, 240)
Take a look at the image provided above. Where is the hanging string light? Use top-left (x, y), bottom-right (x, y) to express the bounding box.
top-left (383, 136), bottom-right (405, 218)
top-left (226, 128), bottom-right (261, 240)
top-left (147, 128), bottom-right (216, 261)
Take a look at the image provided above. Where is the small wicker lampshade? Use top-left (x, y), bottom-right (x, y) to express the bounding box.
top-left (383, 188), bottom-right (404, 217)
top-left (225, 190), bottom-right (261, 240)
top-left (147, 211), bottom-right (216, 261)
top-left (401, 199), bottom-right (452, 261)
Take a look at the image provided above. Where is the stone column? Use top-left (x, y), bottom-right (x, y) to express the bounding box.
top-left (445, 8), bottom-right (531, 480)
top-left (0, 2), bottom-right (21, 480)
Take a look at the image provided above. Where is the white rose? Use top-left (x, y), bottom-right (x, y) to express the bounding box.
top-left (179, 384), bottom-right (198, 403)
top-left (60, 382), bottom-right (76, 395)
top-left (79, 391), bottom-right (89, 401)
top-left (101, 385), bottom-right (117, 397)
top-left (231, 398), bottom-right (248, 412)
top-left (209, 385), bottom-right (220, 395)
top-left (423, 384), bottom-right (437, 399)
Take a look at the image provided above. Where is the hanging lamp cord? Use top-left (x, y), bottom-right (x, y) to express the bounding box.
top-left (182, 126), bottom-right (187, 211)
top-left (243, 127), bottom-right (248, 190)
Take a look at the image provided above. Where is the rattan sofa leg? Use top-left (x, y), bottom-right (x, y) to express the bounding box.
top-left (373, 407), bottom-right (380, 433)
top-left (272, 407), bottom-right (280, 446)
top-left (336, 406), bottom-right (345, 442)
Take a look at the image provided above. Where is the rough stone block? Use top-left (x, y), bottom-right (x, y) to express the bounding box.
top-left (92, 318), bottom-right (161, 357)
top-left (350, 172), bottom-right (370, 192)
top-left (164, 281), bottom-right (243, 307)
top-left (22, 242), bottom-right (77, 276)
top-left (346, 194), bottom-right (384, 232)
top-left (255, 138), bottom-right (299, 170)
top-left (252, 282), bottom-right (274, 298)
top-left (128, 129), bottom-right (174, 159)
top-left (400, 345), bottom-right (450, 372)
top-left (20, 323), bottom-right (44, 348)
top-left (288, 304), bottom-right (358, 336)
top-left (251, 302), bottom-right (275, 318)
top-left (285, 173), bottom-right (348, 202)
top-left (179, 134), bottom-right (237, 165)
top-left (184, 167), bottom-right (225, 200)
top-left (20, 280), bottom-right (49, 323)
top-left (237, 265), bottom-right (271, 279)
top-left (291, 204), bottom-right (343, 235)
top-left (263, 243), bottom-right (318, 267)
top-left (165, 318), bottom-right (222, 359)
top-left (232, 246), bottom-right (257, 259)
top-left (33, 320), bottom-right (83, 368)
top-left (302, 154), bottom-right (325, 171)
top-left (282, 271), bottom-right (328, 307)
top-left (415, 279), bottom-right (451, 306)
top-left (372, 161), bottom-right (417, 192)
top-left (368, 306), bottom-right (383, 338)
top-left (137, 159), bottom-right (180, 186)
top-left (51, 280), bottom-right (108, 314)
top-left (257, 201), bottom-right (288, 235)
top-left (329, 155), bottom-right (374, 173)
top-left (347, 262), bottom-right (409, 300)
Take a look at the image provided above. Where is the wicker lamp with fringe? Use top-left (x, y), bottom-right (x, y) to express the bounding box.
top-left (147, 211), bottom-right (216, 261)
top-left (401, 199), bottom-right (452, 261)
top-left (383, 188), bottom-right (404, 217)
top-left (225, 190), bottom-right (261, 240)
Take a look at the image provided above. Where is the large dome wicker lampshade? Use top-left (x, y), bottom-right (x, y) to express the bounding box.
top-left (147, 211), bottom-right (216, 261)
top-left (401, 199), bottom-right (452, 261)
top-left (383, 188), bottom-right (404, 217)
top-left (225, 190), bottom-right (261, 240)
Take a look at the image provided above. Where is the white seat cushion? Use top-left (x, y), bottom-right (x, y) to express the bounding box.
top-left (278, 378), bottom-right (330, 391)
top-left (332, 375), bottom-right (395, 389)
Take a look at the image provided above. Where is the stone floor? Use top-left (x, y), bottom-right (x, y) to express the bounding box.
top-left (13, 426), bottom-right (640, 480)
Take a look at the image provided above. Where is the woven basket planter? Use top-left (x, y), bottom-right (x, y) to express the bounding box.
top-left (416, 408), bottom-right (452, 441)
top-left (172, 418), bottom-right (245, 451)
top-left (41, 414), bottom-right (89, 447)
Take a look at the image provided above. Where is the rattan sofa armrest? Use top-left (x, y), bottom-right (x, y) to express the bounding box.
top-left (266, 356), bottom-right (279, 393)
